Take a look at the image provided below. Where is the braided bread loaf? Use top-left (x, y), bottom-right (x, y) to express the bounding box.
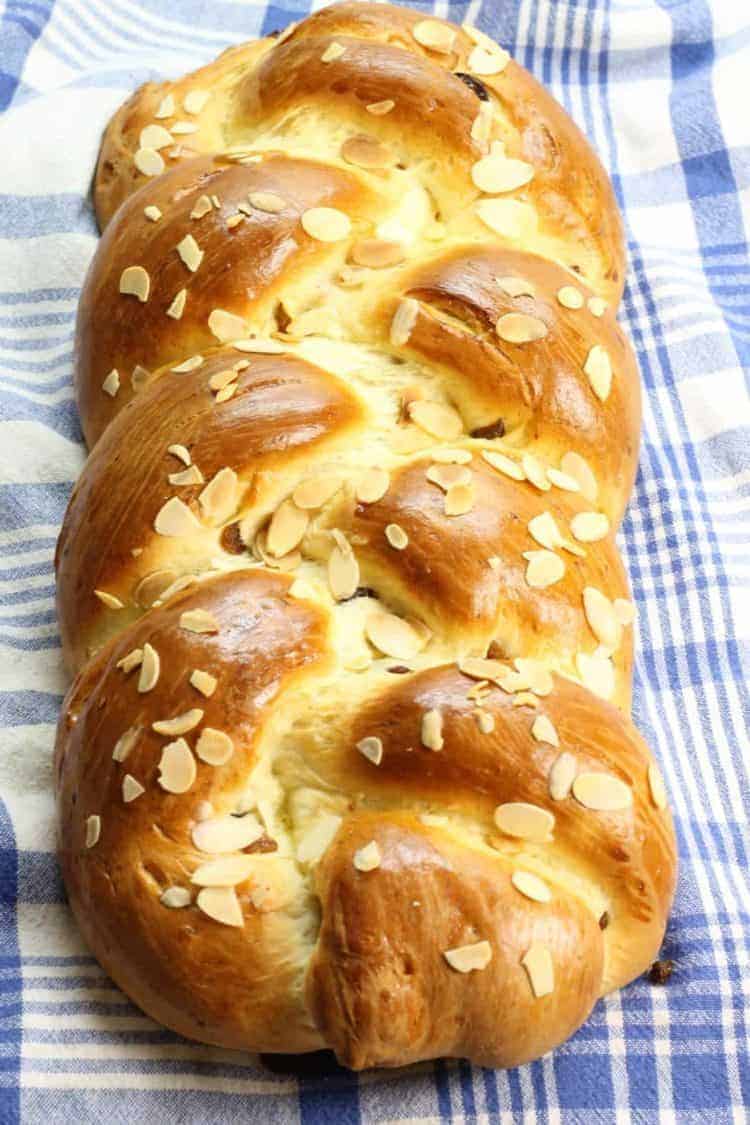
top-left (55, 1), bottom-right (677, 1070)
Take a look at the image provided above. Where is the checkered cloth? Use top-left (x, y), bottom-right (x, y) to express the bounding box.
top-left (1, 0), bottom-right (748, 1120)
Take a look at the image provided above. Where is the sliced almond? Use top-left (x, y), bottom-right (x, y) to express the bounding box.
top-left (102, 369), bottom-right (120, 397)
top-left (160, 886), bottom-right (191, 908)
top-left (94, 589), bottom-right (124, 609)
top-left (139, 124), bottom-right (172, 150)
top-left (546, 468), bottom-right (581, 492)
top-left (409, 399), bottom-right (463, 440)
top-left (341, 136), bottom-right (394, 171)
top-left (196, 727), bottom-right (234, 766)
top-left (531, 714), bottom-right (558, 746)
top-left (496, 275), bottom-right (535, 299)
top-left (154, 94), bottom-right (175, 119)
top-left (301, 206), bottom-right (351, 242)
top-left (154, 496), bottom-right (201, 537)
top-left (168, 465), bottom-right (203, 486)
top-left (614, 598), bottom-right (636, 626)
top-left (584, 345), bottom-right (612, 401)
top-left (472, 152), bottom-right (533, 194)
top-left (583, 587), bottom-right (619, 648)
top-left (199, 467), bottom-right (238, 525)
top-left (190, 195), bottom-right (213, 220)
top-left (119, 266), bottom-right (150, 303)
top-left (297, 813), bottom-right (342, 865)
top-left (421, 709), bottom-right (444, 751)
top-left (122, 774), bottom-right (145, 803)
top-left (152, 709), bottom-right (204, 736)
top-left (512, 870), bottom-right (551, 903)
top-left (208, 308), bottom-right (247, 342)
top-left (572, 771), bottom-right (632, 811)
top-left (357, 735), bottom-right (383, 765)
top-left (390, 297), bottom-right (419, 347)
top-left (385, 523), bottom-right (409, 550)
top-left (528, 512), bottom-right (563, 551)
top-left (350, 238), bottom-right (404, 268)
top-left (557, 285), bottom-right (584, 309)
top-left (157, 738), bottom-right (196, 794)
top-left (192, 814), bottom-right (263, 853)
top-left (494, 802), bottom-right (554, 842)
top-left (475, 709), bottom-right (495, 733)
top-left (365, 612), bottom-right (423, 660)
top-left (171, 121), bottom-right (198, 135)
top-left (426, 463), bottom-right (472, 491)
top-left (234, 338), bottom-right (284, 355)
top-left (166, 289), bottom-right (187, 319)
top-left (137, 643), bottom-right (160, 692)
top-left (576, 651), bottom-right (615, 700)
top-left (588, 296), bottom-right (608, 317)
top-left (215, 382), bottom-right (238, 403)
top-left (365, 99), bottom-right (395, 116)
top-left (191, 855), bottom-right (258, 887)
top-left (85, 814), bottom-right (100, 848)
top-left (183, 89), bottom-right (210, 115)
top-left (190, 669), bottom-right (217, 697)
top-left (176, 234), bottom-right (204, 272)
top-left (468, 44), bottom-right (509, 76)
top-left (172, 354), bottom-right (204, 373)
top-left (134, 147), bottom-right (164, 176)
top-left (521, 453), bottom-right (551, 492)
top-left (292, 475), bottom-right (342, 510)
top-left (353, 841), bottom-right (381, 872)
top-left (180, 608), bottom-right (219, 633)
top-left (571, 511), bottom-right (610, 542)
top-left (266, 499), bottom-right (308, 558)
top-left (476, 198), bottom-right (536, 240)
top-left (321, 40), bottom-right (345, 62)
top-left (524, 549), bottom-right (565, 589)
top-left (328, 540), bottom-right (360, 600)
top-left (548, 751), bottom-right (577, 800)
top-left (482, 449), bottom-right (525, 481)
top-left (196, 886), bottom-right (243, 927)
top-left (412, 18), bottom-right (456, 52)
top-left (445, 481), bottom-right (474, 516)
top-left (558, 452), bottom-right (596, 503)
top-left (458, 656), bottom-right (503, 681)
top-left (496, 312), bottom-right (547, 344)
top-left (248, 190), bottom-right (286, 213)
top-left (112, 725), bottom-right (140, 763)
top-left (648, 763), bottom-right (668, 810)
top-left (443, 940), bottom-right (492, 973)
top-left (522, 943), bottom-right (554, 997)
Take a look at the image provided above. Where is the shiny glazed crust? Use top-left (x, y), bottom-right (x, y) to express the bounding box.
top-left (56, 1), bottom-right (676, 1071)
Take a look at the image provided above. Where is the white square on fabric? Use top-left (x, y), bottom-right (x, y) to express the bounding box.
top-left (609, 79), bottom-right (681, 175)
top-left (713, 47), bottom-right (750, 148)
top-left (679, 367), bottom-right (748, 443)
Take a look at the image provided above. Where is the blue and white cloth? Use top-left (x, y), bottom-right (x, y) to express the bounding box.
top-left (0, 0), bottom-right (748, 1120)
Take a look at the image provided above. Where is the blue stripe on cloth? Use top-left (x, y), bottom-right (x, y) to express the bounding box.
top-left (0, 800), bottom-right (21, 1125)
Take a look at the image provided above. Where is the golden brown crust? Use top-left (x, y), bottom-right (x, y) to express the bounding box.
top-left (56, 0), bottom-right (676, 1074)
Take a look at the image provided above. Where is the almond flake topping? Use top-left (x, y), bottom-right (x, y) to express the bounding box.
top-left (496, 275), bottom-right (536, 298)
top-left (350, 238), bottom-right (404, 268)
top-left (409, 399), bottom-right (463, 441)
top-left (152, 709), bottom-right (204, 737)
top-left (199, 467), bottom-right (238, 525)
top-left (458, 656), bottom-right (503, 681)
top-left (614, 598), bottom-right (636, 626)
top-left (557, 285), bottom-right (584, 309)
top-left (94, 589), bottom-right (124, 609)
top-left (160, 886), bottom-right (191, 908)
top-left (494, 802), bottom-right (555, 842)
top-left (137, 643), bottom-right (160, 692)
top-left (190, 195), bottom-right (212, 220)
top-left (588, 296), bottom-right (608, 317)
top-left (191, 855), bottom-right (257, 887)
top-left (301, 206), bottom-right (351, 242)
top-left (583, 587), bottom-right (619, 648)
top-left (190, 669), bottom-right (217, 697)
top-left (365, 612), bottom-right (424, 660)
top-left (522, 943), bottom-right (554, 997)
top-left (496, 312), bottom-right (547, 344)
top-left (157, 738), bottom-right (196, 793)
top-left (328, 538), bottom-right (360, 601)
top-left (482, 449), bottom-right (525, 481)
top-left (412, 19), bottom-right (456, 53)
top-left (169, 465), bottom-right (203, 486)
top-left (522, 453), bottom-right (551, 492)
top-left (475, 709), bottom-right (495, 733)
top-left (122, 774), bottom-right (145, 803)
top-left (166, 289), bottom-right (187, 320)
top-left (183, 89), bottom-right (210, 115)
top-left (576, 651), bottom-right (615, 700)
top-left (176, 234), bottom-right (204, 272)
top-left (527, 511), bottom-right (564, 551)
top-left (571, 511), bottom-right (610, 542)
top-left (215, 382), bottom-right (238, 403)
top-left (353, 841), bottom-right (381, 872)
top-left (467, 44), bottom-right (509, 76)
top-left (472, 151), bottom-right (534, 194)
top-left (561, 452), bottom-right (598, 501)
top-left (445, 481), bottom-right (474, 516)
top-left (266, 499), bottom-right (308, 558)
top-left (572, 771), bottom-right (632, 812)
top-left (512, 870), bottom-right (551, 903)
top-left (196, 886), bottom-right (243, 927)
top-left (443, 940), bottom-right (492, 973)
top-left (297, 814), bottom-right (343, 865)
top-left (140, 124), bottom-right (172, 150)
top-left (172, 354), bottom-right (204, 373)
top-left (134, 147), bottom-right (164, 176)
top-left (102, 369), bottom-right (120, 397)
top-left (365, 99), bottom-right (395, 116)
top-left (154, 496), bottom-right (201, 537)
top-left (155, 94), bottom-right (175, 119)
top-left (356, 468), bottom-right (390, 503)
top-left (85, 815), bottom-right (100, 848)
top-left (180, 608), bottom-right (219, 633)
top-left (209, 308), bottom-right (248, 342)
top-left (546, 468), bottom-right (580, 492)
top-left (385, 523), bottom-right (409, 550)
top-left (476, 198), bottom-right (536, 240)
top-left (531, 714), bottom-right (559, 746)
top-left (524, 549), bottom-right (565, 589)
top-left (648, 763), bottom-right (668, 810)
top-left (246, 190), bottom-right (285, 213)
top-left (196, 727), bottom-right (234, 766)
top-left (292, 475), bottom-right (342, 510)
top-left (192, 814), bottom-right (263, 854)
top-left (209, 368), bottom-right (238, 391)
top-left (321, 41), bottom-right (345, 62)
top-left (357, 736), bottom-right (383, 765)
top-left (171, 120), bottom-right (198, 135)
top-left (112, 725), bottom-right (140, 762)
top-left (426, 463), bottom-right (472, 491)
top-left (144, 203), bottom-right (162, 222)
top-left (548, 751), bottom-right (577, 800)
top-left (421, 709), bottom-right (444, 751)
top-left (584, 344), bottom-right (613, 401)
top-left (390, 297), bottom-right (419, 347)
top-left (119, 266), bottom-right (150, 303)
